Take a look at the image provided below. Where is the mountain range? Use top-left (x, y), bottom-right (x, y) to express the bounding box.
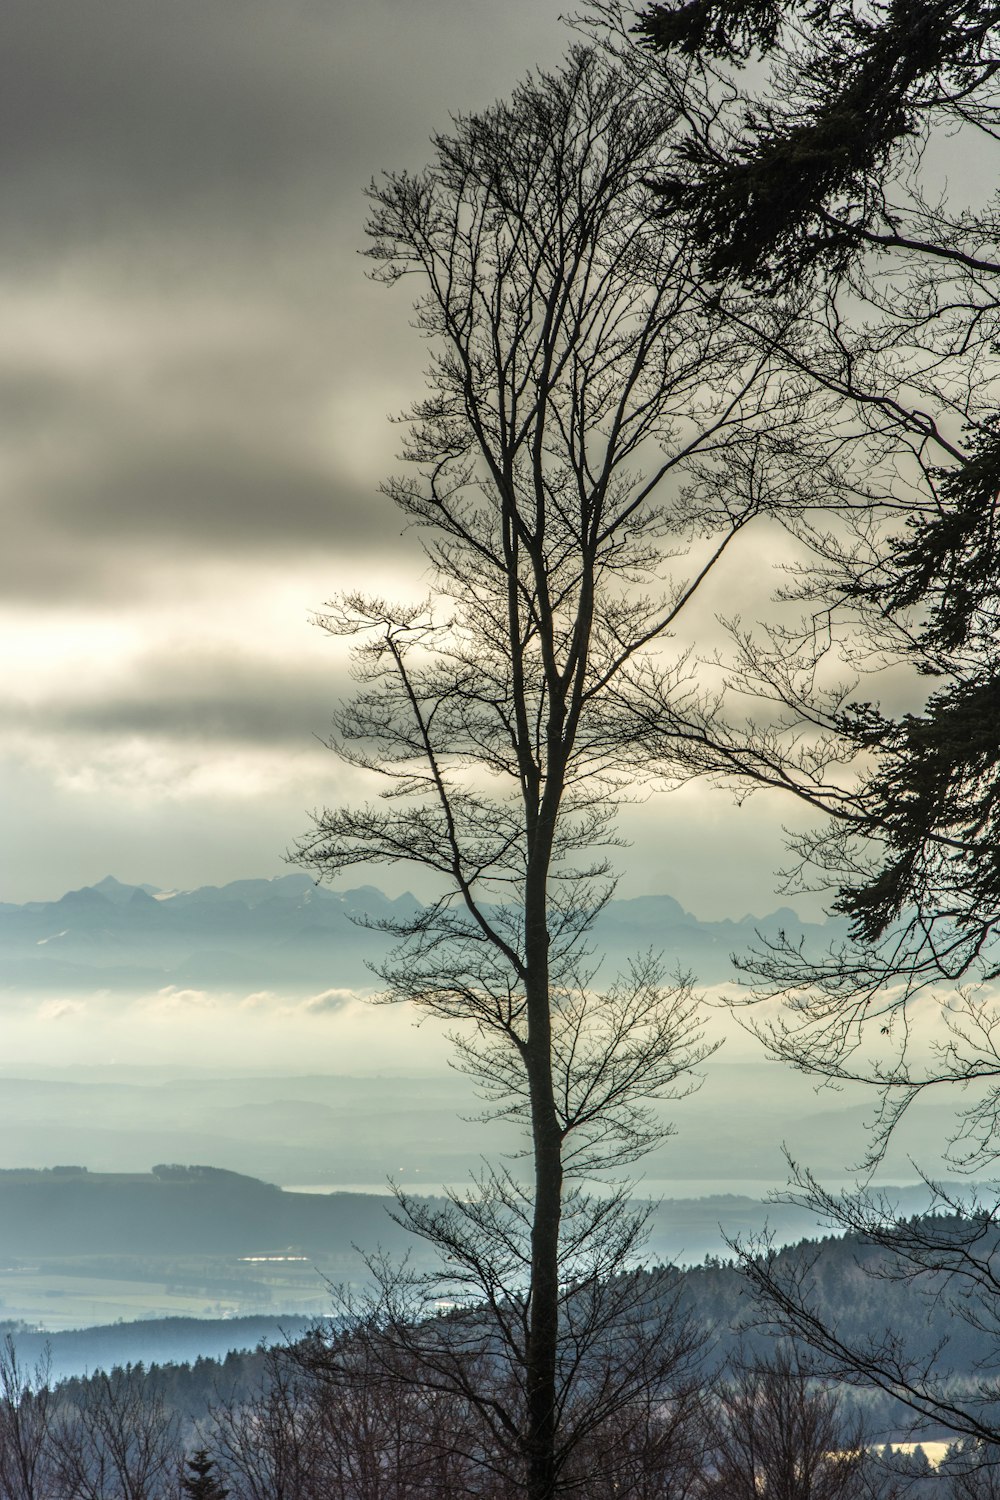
top-left (0, 873), bottom-right (844, 993)
top-left (0, 877), bottom-right (962, 1198)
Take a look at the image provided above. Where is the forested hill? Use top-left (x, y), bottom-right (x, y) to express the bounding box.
top-left (0, 1165), bottom-right (952, 1263)
top-left (677, 1218), bottom-right (993, 1376)
top-left (0, 873), bottom-right (842, 991)
top-left (0, 1167), bottom-right (440, 1343)
top-left (9, 1214), bottom-right (994, 1438)
top-left (0, 1165), bottom-right (423, 1258)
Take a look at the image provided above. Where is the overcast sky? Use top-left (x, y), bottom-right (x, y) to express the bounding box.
top-left (0, 0), bottom-right (821, 916)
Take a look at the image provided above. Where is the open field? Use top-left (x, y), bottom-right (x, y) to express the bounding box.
top-left (0, 1257), bottom-right (331, 1331)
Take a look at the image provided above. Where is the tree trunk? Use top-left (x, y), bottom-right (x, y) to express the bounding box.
top-left (525, 1030), bottom-right (563, 1498)
top-left (524, 841), bottom-right (563, 1500)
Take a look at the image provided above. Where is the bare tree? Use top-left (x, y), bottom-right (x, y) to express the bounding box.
top-left (944, 1438), bottom-right (1000, 1500)
top-left (564, 1), bottom-right (1000, 1471)
top-left (732, 1175), bottom-right (1000, 1457)
top-left (210, 1349), bottom-right (322, 1500)
top-left (47, 1365), bottom-right (179, 1500)
top-left (292, 1325), bottom-right (504, 1499)
top-left (0, 1336), bottom-right (53, 1500)
top-left (563, 1376), bottom-right (708, 1498)
top-left (297, 1208), bottom-right (708, 1497)
top-left (295, 42), bottom-right (797, 1500)
top-left (701, 1345), bottom-right (869, 1500)
top-left (211, 1336), bottom-right (506, 1500)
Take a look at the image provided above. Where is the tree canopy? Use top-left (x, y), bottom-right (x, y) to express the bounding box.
top-left (295, 43), bottom-right (804, 1500)
top-left (592, 0), bottom-right (1000, 1110)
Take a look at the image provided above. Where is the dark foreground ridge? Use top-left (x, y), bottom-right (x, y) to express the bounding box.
top-left (5, 1212), bottom-right (992, 1446)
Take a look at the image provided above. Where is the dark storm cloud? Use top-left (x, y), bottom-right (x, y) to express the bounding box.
top-left (0, 0), bottom-right (577, 902)
top-left (12, 446), bottom-right (400, 586)
top-left (1, 0), bottom-right (385, 257)
top-left (11, 647), bottom-right (352, 748)
top-left (4, 431), bottom-right (406, 603)
top-left (0, 0), bottom-right (570, 602)
top-left (58, 449), bottom-right (390, 548)
top-left (0, 292), bottom-right (408, 600)
top-left (0, 0), bottom-right (575, 606)
top-left (1, 0), bottom-right (570, 265)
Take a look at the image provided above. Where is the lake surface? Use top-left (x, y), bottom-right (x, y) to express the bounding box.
top-left (280, 1175), bottom-right (930, 1200)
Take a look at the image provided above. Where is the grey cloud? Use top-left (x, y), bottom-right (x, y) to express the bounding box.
top-left (9, 647), bottom-right (353, 749)
top-left (0, 368), bottom-right (85, 438)
top-left (0, 0), bottom-right (570, 604)
top-left (1, 359), bottom-right (409, 600)
top-left (2, 1), bottom-right (365, 257)
top-left (0, 0), bottom-right (591, 909)
top-left (1, 0), bottom-right (570, 268)
top-left (0, 755), bottom-right (315, 903)
top-left (34, 445), bottom-right (396, 552)
top-left (301, 990), bottom-right (355, 1015)
top-left (5, 494), bottom-right (404, 608)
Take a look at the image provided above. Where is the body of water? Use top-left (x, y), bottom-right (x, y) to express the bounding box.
top-left (280, 1176), bottom-right (924, 1200)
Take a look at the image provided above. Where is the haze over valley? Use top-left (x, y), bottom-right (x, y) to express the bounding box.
top-left (0, 872), bottom-right (960, 1192)
top-left (0, 874), bottom-right (984, 1361)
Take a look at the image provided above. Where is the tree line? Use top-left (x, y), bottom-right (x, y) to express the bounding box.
top-left (4, 1212), bottom-right (998, 1497)
top-left (0, 1323), bottom-right (978, 1500)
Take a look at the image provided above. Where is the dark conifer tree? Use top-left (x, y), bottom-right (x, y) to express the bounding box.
top-left (180, 1449), bottom-right (228, 1500)
top-left (604, 0), bottom-right (1000, 1065)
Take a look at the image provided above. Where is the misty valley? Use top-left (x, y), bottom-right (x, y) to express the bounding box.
top-left (0, 881), bottom-right (988, 1488)
top-left (0, 1164), bottom-right (980, 1379)
top-left (0, 877), bottom-right (992, 1353)
top-left (0, 1162), bottom-right (924, 1344)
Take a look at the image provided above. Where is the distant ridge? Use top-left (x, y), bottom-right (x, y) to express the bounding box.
top-left (0, 876), bottom-right (845, 993)
top-left (92, 875), bottom-right (162, 903)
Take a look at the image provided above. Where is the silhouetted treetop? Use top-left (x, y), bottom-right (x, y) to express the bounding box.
top-left (636, 0), bottom-right (1000, 285)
